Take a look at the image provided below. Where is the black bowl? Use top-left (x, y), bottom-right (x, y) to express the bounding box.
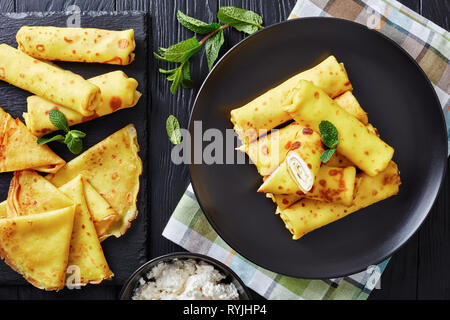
top-left (188, 17), bottom-right (447, 278)
top-left (119, 252), bottom-right (252, 300)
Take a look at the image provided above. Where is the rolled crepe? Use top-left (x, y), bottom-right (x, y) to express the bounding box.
top-left (267, 193), bottom-right (300, 210)
top-left (47, 124), bottom-right (142, 239)
top-left (0, 44), bottom-right (100, 116)
top-left (24, 71), bottom-right (141, 137)
top-left (333, 91), bottom-right (368, 125)
top-left (277, 161), bottom-right (401, 240)
top-left (16, 26), bottom-right (135, 65)
top-left (240, 123), bottom-right (324, 176)
top-left (269, 165), bottom-right (357, 209)
top-left (0, 107), bottom-right (65, 173)
top-left (257, 132), bottom-right (323, 194)
top-left (230, 55), bottom-right (352, 144)
top-left (0, 206), bottom-right (75, 291)
top-left (284, 80), bottom-right (394, 176)
top-left (325, 152), bottom-right (354, 167)
top-left (59, 175), bottom-right (113, 285)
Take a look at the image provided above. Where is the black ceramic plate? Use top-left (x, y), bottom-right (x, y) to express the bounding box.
top-left (189, 18), bottom-right (447, 279)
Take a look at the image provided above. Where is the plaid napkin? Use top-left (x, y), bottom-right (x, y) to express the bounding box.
top-left (163, 0), bottom-right (450, 300)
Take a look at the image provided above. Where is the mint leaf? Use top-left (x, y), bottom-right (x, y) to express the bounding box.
top-left (320, 148), bottom-right (336, 163)
top-left (69, 130), bottom-right (86, 139)
top-left (166, 115), bottom-right (182, 145)
top-left (319, 120), bottom-right (339, 149)
top-left (205, 29), bottom-right (224, 70)
top-left (181, 61), bottom-right (194, 89)
top-left (49, 109), bottom-right (70, 132)
top-left (156, 37), bottom-right (202, 63)
top-left (163, 65), bottom-right (183, 94)
top-left (162, 61), bottom-right (193, 94)
top-left (217, 6), bottom-right (263, 34)
top-left (38, 111), bottom-right (86, 154)
top-left (65, 133), bottom-right (83, 154)
top-left (37, 134), bottom-right (65, 145)
top-left (177, 10), bottom-right (221, 34)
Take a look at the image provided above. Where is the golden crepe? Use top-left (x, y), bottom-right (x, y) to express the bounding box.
top-left (0, 44), bottom-right (100, 116)
top-left (230, 56), bottom-right (352, 144)
top-left (16, 26), bottom-right (136, 65)
top-left (59, 175), bottom-right (113, 285)
top-left (6, 170), bottom-right (73, 218)
top-left (277, 161), bottom-right (401, 240)
top-left (238, 122), bottom-right (304, 176)
top-left (257, 130), bottom-right (323, 194)
top-left (47, 124), bottom-right (142, 239)
top-left (0, 206), bottom-right (75, 290)
top-left (24, 71), bottom-right (141, 137)
top-left (0, 107), bottom-right (65, 173)
top-left (326, 152), bottom-right (354, 168)
top-left (269, 165), bottom-right (357, 209)
top-left (0, 201), bottom-right (6, 219)
top-left (284, 80), bottom-right (394, 176)
top-left (83, 179), bottom-right (120, 241)
top-left (333, 91), bottom-right (368, 125)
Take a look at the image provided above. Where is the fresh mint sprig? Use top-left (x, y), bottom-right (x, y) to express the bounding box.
top-left (37, 109), bottom-right (86, 154)
top-left (156, 6), bottom-right (263, 94)
top-left (319, 120), bottom-right (339, 163)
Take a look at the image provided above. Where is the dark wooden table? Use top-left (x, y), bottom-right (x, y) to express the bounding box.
top-left (0, 0), bottom-right (448, 300)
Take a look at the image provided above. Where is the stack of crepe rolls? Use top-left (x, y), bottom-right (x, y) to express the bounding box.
top-left (0, 125), bottom-right (141, 290)
top-left (24, 71), bottom-right (141, 137)
top-left (230, 55), bottom-right (352, 145)
top-left (17, 26), bottom-right (136, 65)
top-left (231, 56), bottom-right (399, 240)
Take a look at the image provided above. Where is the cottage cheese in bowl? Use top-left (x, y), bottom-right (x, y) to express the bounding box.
top-left (132, 258), bottom-right (239, 300)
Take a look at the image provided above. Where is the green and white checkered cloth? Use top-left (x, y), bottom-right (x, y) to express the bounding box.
top-left (163, 0), bottom-right (450, 300)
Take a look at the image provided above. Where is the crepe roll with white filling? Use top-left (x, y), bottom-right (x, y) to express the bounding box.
top-left (269, 165), bottom-right (357, 210)
top-left (277, 161), bottom-right (401, 240)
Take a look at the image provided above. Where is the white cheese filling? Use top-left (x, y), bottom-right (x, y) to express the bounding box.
top-left (286, 151), bottom-right (314, 192)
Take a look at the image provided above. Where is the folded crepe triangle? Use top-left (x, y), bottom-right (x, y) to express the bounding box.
top-left (59, 175), bottom-right (113, 285)
top-left (6, 170), bottom-right (73, 217)
top-left (0, 107), bottom-right (65, 173)
top-left (47, 124), bottom-right (142, 239)
top-left (83, 179), bottom-right (120, 241)
top-left (0, 206), bottom-right (75, 291)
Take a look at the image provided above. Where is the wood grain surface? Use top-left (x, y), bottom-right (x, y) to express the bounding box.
top-left (0, 0), bottom-right (448, 300)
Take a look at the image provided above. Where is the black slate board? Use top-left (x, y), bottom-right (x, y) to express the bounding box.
top-left (0, 11), bottom-right (149, 286)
